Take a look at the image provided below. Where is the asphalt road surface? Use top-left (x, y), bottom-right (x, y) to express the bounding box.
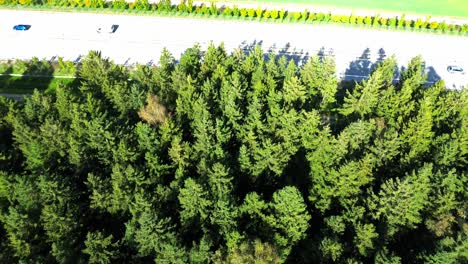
top-left (1, 10), bottom-right (467, 89)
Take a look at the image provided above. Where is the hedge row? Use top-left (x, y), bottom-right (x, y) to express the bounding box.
top-left (1, 0), bottom-right (467, 34)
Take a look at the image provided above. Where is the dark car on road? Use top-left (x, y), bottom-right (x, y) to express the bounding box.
top-left (13, 24), bottom-right (31, 31)
top-left (97, 24), bottom-right (119, 34)
top-left (447, 66), bottom-right (464, 74)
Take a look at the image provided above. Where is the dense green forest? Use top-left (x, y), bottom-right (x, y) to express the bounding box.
top-left (0, 45), bottom-right (466, 263)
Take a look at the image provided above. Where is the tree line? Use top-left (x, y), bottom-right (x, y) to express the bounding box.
top-left (0, 45), bottom-right (466, 263)
top-left (2, 0), bottom-right (467, 34)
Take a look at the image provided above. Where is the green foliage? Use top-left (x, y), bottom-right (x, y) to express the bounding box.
top-left (341, 56), bottom-right (396, 117)
top-left (398, 14), bottom-right (406, 27)
top-left (380, 17), bottom-right (388, 26)
top-left (0, 49), bottom-right (465, 263)
top-left (354, 223), bottom-right (378, 256)
top-left (369, 164), bottom-right (432, 236)
top-left (270, 9), bottom-right (278, 19)
top-left (178, 178), bottom-right (212, 224)
top-left (364, 16), bottom-right (372, 25)
top-left (279, 8), bottom-right (286, 20)
top-left (134, 0), bottom-right (149, 10)
top-left (213, 239), bottom-right (279, 264)
top-left (239, 7), bottom-right (247, 18)
top-left (356, 16), bottom-right (364, 24)
top-left (209, 1), bottom-right (217, 15)
top-left (255, 6), bottom-right (262, 18)
top-left (321, 237), bottom-right (343, 261)
top-left (222, 6), bottom-right (232, 16)
top-left (2, 0), bottom-right (464, 33)
top-left (266, 186), bottom-right (310, 258)
top-left (247, 8), bottom-right (255, 18)
top-left (83, 231), bottom-right (118, 264)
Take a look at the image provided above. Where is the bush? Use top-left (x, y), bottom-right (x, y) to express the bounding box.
top-left (324, 12), bottom-right (331, 22)
top-left (186, 0), bottom-right (193, 12)
top-left (331, 14), bottom-right (340, 23)
top-left (270, 9), bottom-right (278, 19)
top-left (422, 16), bottom-right (431, 29)
top-left (263, 10), bottom-right (270, 19)
top-left (414, 18), bottom-right (423, 29)
top-left (292, 11), bottom-right (301, 21)
top-left (75, 0), bottom-right (84, 7)
top-left (447, 24), bottom-right (455, 32)
top-left (308, 12), bottom-right (317, 22)
top-left (157, 0), bottom-right (172, 12)
top-left (255, 6), bottom-right (262, 18)
top-left (247, 8), bottom-right (255, 18)
top-left (340, 15), bottom-right (349, 23)
top-left (222, 7), bottom-right (232, 16)
top-left (388, 17), bottom-right (397, 27)
top-left (461, 24), bottom-right (468, 33)
top-left (379, 17), bottom-right (387, 26)
top-left (437, 21), bottom-right (448, 31)
top-left (301, 9), bottom-right (308, 21)
top-left (372, 14), bottom-right (380, 26)
top-left (240, 8), bottom-right (247, 17)
top-left (209, 2), bottom-right (217, 15)
top-left (397, 14), bottom-right (405, 28)
top-left (429, 21), bottom-right (438, 30)
top-left (349, 14), bottom-right (356, 24)
top-left (232, 5), bottom-right (240, 17)
top-left (112, 0), bottom-right (126, 9)
top-left (134, 0), bottom-right (149, 10)
top-left (316, 12), bottom-right (325, 21)
top-left (404, 19), bottom-right (412, 28)
top-left (68, 0), bottom-right (76, 7)
top-left (177, 0), bottom-right (187, 12)
top-left (95, 0), bottom-right (104, 8)
top-left (364, 16), bottom-right (372, 25)
top-left (356, 16), bottom-right (364, 25)
top-left (19, 0), bottom-right (32, 5)
top-left (200, 4), bottom-right (208, 15)
top-left (279, 8), bottom-right (286, 20)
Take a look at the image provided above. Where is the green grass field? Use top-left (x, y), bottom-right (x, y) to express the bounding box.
top-left (229, 0), bottom-right (468, 18)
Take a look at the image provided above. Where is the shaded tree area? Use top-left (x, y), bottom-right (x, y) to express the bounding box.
top-left (0, 46), bottom-right (466, 263)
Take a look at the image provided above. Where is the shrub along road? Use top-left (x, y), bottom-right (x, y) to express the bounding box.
top-left (0, 10), bottom-right (467, 89)
top-left (169, 0), bottom-right (468, 23)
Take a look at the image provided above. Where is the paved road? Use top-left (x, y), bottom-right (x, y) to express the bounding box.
top-left (0, 10), bottom-right (467, 89)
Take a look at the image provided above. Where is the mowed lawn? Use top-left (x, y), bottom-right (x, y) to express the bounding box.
top-left (228, 0), bottom-right (468, 18)
top-left (0, 76), bottom-right (75, 94)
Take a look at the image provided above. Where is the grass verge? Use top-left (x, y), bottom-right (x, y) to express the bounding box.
top-left (223, 0), bottom-right (468, 19)
top-left (0, 76), bottom-right (76, 94)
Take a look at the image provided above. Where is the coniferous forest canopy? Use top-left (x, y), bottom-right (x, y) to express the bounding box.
top-left (0, 44), bottom-right (466, 263)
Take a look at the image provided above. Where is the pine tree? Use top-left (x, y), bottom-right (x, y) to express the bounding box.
top-left (83, 231), bottom-right (118, 264)
top-left (266, 186), bottom-right (311, 259)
